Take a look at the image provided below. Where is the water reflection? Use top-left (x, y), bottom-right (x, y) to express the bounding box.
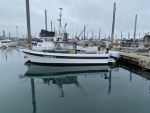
top-left (19, 63), bottom-right (119, 113)
top-left (31, 78), bottom-right (36, 113)
top-left (119, 62), bottom-right (150, 81)
top-left (0, 47), bottom-right (21, 60)
top-left (20, 63), bottom-right (119, 94)
top-left (119, 62), bottom-right (150, 95)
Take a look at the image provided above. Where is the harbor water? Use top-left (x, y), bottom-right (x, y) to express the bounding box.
top-left (0, 47), bottom-right (150, 113)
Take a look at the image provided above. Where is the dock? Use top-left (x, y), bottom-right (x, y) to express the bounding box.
top-left (118, 51), bottom-right (150, 70)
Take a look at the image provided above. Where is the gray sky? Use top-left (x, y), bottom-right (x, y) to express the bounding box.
top-left (0, 0), bottom-right (150, 38)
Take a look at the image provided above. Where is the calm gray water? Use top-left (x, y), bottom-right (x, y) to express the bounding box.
top-left (0, 47), bottom-right (150, 113)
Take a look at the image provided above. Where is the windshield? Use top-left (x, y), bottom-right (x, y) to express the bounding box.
top-left (54, 43), bottom-right (75, 51)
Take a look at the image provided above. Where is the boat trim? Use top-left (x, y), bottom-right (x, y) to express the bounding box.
top-left (26, 61), bottom-right (109, 66)
top-left (23, 51), bottom-right (109, 59)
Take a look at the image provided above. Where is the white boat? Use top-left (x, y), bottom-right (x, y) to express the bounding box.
top-left (0, 39), bottom-right (18, 48)
top-left (22, 41), bottom-right (117, 65)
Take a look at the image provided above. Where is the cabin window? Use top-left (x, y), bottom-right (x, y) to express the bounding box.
top-left (44, 38), bottom-right (54, 42)
top-left (66, 44), bottom-right (74, 50)
top-left (54, 43), bottom-right (66, 51)
top-left (54, 43), bottom-right (75, 53)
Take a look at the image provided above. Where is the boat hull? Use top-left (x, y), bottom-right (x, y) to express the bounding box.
top-left (22, 49), bottom-right (110, 65)
top-left (2, 42), bottom-right (18, 47)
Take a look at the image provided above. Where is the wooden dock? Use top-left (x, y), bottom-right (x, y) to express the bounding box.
top-left (119, 51), bottom-right (150, 70)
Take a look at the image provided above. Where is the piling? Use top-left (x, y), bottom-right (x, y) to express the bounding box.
top-left (111, 2), bottom-right (116, 47)
top-left (51, 21), bottom-right (53, 32)
top-left (26, 0), bottom-right (32, 49)
top-left (45, 10), bottom-right (47, 30)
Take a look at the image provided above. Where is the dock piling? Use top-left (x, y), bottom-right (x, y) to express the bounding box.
top-left (26, 0), bottom-right (32, 49)
top-left (111, 2), bottom-right (116, 47)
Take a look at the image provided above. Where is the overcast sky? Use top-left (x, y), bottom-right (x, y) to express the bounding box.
top-left (0, 0), bottom-right (150, 38)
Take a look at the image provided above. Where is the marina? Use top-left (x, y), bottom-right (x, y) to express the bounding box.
top-left (1, 0), bottom-right (150, 113)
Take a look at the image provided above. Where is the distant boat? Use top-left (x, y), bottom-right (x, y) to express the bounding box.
top-left (0, 39), bottom-right (18, 48)
top-left (137, 34), bottom-right (150, 53)
top-left (142, 34), bottom-right (150, 48)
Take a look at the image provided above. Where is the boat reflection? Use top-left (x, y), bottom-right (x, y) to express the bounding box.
top-left (22, 63), bottom-right (111, 76)
top-left (20, 63), bottom-right (119, 92)
top-left (19, 63), bottom-right (119, 113)
top-left (0, 47), bottom-right (21, 61)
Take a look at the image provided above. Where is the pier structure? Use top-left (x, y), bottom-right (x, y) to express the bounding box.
top-left (118, 51), bottom-right (150, 70)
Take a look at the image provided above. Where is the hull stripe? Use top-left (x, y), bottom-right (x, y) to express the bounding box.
top-left (23, 51), bottom-right (109, 59)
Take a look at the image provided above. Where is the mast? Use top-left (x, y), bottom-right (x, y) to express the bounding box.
top-left (84, 25), bottom-right (85, 40)
top-left (92, 30), bottom-right (93, 39)
top-left (3, 30), bottom-right (5, 38)
top-left (16, 26), bottom-right (18, 38)
top-left (121, 30), bottom-right (122, 48)
top-left (128, 32), bottom-right (130, 39)
top-left (99, 28), bottom-right (101, 40)
top-left (133, 14), bottom-right (137, 47)
top-left (9, 32), bottom-right (10, 38)
top-left (58, 8), bottom-right (63, 35)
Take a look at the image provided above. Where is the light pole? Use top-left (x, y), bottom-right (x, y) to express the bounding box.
top-left (16, 26), bottom-right (18, 38)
